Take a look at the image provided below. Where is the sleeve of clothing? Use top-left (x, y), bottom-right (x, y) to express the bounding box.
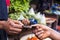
top-left (0, 30), bottom-right (7, 40)
top-left (0, 0), bottom-right (8, 21)
top-left (6, 0), bottom-right (10, 6)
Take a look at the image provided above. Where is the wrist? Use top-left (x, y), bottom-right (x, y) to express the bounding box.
top-left (48, 28), bottom-right (58, 40)
top-left (0, 24), bottom-right (3, 29)
top-left (46, 27), bottom-right (53, 38)
top-left (0, 21), bottom-right (7, 29)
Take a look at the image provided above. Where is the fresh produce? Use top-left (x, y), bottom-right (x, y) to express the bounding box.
top-left (17, 8), bottom-right (46, 25)
top-left (9, 0), bottom-right (31, 20)
top-left (27, 36), bottom-right (39, 40)
top-left (9, 0), bottom-right (46, 25)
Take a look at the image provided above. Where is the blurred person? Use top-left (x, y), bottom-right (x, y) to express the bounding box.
top-left (32, 24), bottom-right (60, 40)
top-left (30, 0), bottom-right (52, 13)
top-left (0, 0), bottom-right (23, 40)
top-left (38, 0), bottom-right (52, 13)
top-left (29, 0), bottom-right (39, 13)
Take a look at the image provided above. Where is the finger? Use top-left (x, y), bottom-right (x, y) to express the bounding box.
top-left (31, 24), bottom-right (49, 31)
top-left (10, 22), bottom-right (23, 29)
top-left (37, 33), bottom-right (43, 39)
top-left (8, 31), bottom-right (19, 34)
top-left (31, 24), bottom-right (46, 28)
top-left (33, 29), bottom-right (37, 33)
top-left (22, 19), bottom-right (29, 22)
top-left (37, 28), bottom-right (43, 31)
top-left (9, 27), bottom-right (22, 32)
top-left (22, 19), bottom-right (30, 25)
top-left (38, 31), bottom-right (50, 39)
top-left (35, 31), bottom-right (44, 36)
top-left (13, 20), bottom-right (24, 26)
top-left (33, 28), bottom-right (43, 33)
top-left (19, 21), bottom-right (24, 25)
top-left (9, 20), bottom-right (15, 26)
top-left (12, 24), bottom-right (23, 29)
top-left (13, 20), bottom-right (20, 24)
top-left (31, 24), bottom-right (41, 28)
top-left (41, 31), bottom-right (50, 39)
top-left (13, 20), bottom-right (23, 26)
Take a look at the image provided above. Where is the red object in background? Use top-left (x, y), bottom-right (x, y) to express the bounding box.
top-left (6, 0), bottom-right (10, 6)
top-left (56, 26), bottom-right (60, 30)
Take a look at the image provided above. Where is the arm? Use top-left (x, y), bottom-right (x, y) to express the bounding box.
top-left (0, 0), bottom-right (8, 29)
top-left (49, 28), bottom-right (60, 40)
top-left (0, 0), bottom-right (23, 35)
top-left (0, 25), bottom-right (2, 29)
top-left (0, 0), bottom-right (8, 20)
top-left (32, 24), bottom-right (60, 40)
top-left (0, 21), bottom-right (7, 29)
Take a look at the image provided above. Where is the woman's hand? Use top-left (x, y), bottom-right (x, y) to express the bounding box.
top-left (3, 18), bottom-right (23, 35)
top-left (32, 24), bottom-right (51, 39)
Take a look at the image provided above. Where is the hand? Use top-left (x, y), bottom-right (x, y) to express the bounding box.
top-left (22, 19), bottom-right (30, 25)
top-left (3, 18), bottom-right (23, 35)
top-left (32, 24), bottom-right (51, 39)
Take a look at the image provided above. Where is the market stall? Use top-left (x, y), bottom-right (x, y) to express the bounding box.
top-left (8, 0), bottom-right (60, 40)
